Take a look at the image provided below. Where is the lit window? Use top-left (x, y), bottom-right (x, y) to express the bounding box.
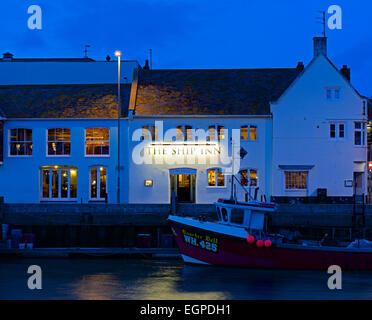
top-left (250, 125), bottom-right (257, 140)
top-left (176, 125), bottom-right (184, 141)
top-left (241, 126), bottom-right (248, 140)
top-left (90, 166), bottom-right (107, 201)
top-left (47, 128), bottom-right (71, 156)
top-left (207, 126), bottom-right (216, 141)
top-left (241, 125), bottom-right (257, 140)
top-left (85, 128), bottom-right (110, 156)
top-left (41, 167), bottom-right (77, 200)
top-left (240, 169), bottom-right (258, 187)
top-left (354, 122), bottom-right (366, 146)
top-left (207, 168), bottom-right (225, 187)
top-left (284, 171), bottom-right (308, 190)
top-left (9, 128), bottom-right (32, 156)
top-left (217, 126), bottom-right (225, 140)
top-left (250, 169), bottom-right (258, 186)
top-left (207, 125), bottom-right (224, 141)
top-left (142, 125), bottom-right (158, 141)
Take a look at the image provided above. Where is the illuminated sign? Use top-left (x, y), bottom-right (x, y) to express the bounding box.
top-left (144, 142), bottom-right (221, 157)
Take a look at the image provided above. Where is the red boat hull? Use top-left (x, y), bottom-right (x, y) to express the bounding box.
top-left (169, 219), bottom-right (372, 270)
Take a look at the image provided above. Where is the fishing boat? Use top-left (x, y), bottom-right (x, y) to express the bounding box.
top-left (168, 176), bottom-right (372, 270)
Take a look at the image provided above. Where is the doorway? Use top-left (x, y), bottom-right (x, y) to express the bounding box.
top-left (170, 168), bottom-right (196, 203)
top-left (354, 172), bottom-right (364, 196)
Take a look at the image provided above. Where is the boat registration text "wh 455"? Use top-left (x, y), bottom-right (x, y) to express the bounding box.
top-left (182, 229), bottom-right (218, 253)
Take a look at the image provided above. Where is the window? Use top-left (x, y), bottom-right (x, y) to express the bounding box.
top-left (330, 124), bottom-right (336, 138)
top-left (85, 128), bottom-right (109, 156)
top-left (284, 171), bottom-right (308, 190)
top-left (207, 125), bottom-right (224, 141)
top-left (9, 129), bottom-right (32, 156)
top-left (47, 128), bottom-right (71, 156)
top-left (241, 126), bottom-right (248, 140)
top-left (326, 87), bottom-right (341, 100)
top-left (90, 166), bottom-right (107, 201)
top-left (207, 126), bottom-right (216, 141)
top-left (241, 125), bottom-right (257, 140)
top-left (250, 125), bottom-right (257, 140)
top-left (174, 125), bottom-right (193, 141)
top-left (354, 122), bottom-right (366, 146)
top-left (339, 124), bottom-right (345, 138)
top-left (330, 123), bottom-right (346, 139)
top-left (41, 167), bottom-right (77, 200)
top-left (240, 169), bottom-right (258, 187)
top-left (207, 168), bottom-right (225, 187)
top-left (230, 208), bottom-right (244, 224)
top-left (142, 125), bottom-right (158, 141)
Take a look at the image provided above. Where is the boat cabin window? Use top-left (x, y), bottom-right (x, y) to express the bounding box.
top-left (220, 207), bottom-right (228, 222)
top-left (230, 208), bottom-right (244, 224)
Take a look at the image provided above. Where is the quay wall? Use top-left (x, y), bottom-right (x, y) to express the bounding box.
top-left (1, 204), bottom-right (372, 247)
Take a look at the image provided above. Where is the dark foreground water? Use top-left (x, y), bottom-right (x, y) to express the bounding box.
top-left (1, 258), bottom-right (372, 300)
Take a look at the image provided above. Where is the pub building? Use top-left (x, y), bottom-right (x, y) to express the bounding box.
top-left (0, 38), bottom-right (369, 204)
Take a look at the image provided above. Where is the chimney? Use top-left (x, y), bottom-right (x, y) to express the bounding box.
top-left (2, 52), bottom-right (14, 61)
top-left (313, 37), bottom-right (327, 58)
top-left (296, 61), bottom-right (304, 71)
top-left (340, 65), bottom-right (351, 82)
top-left (143, 59), bottom-right (150, 70)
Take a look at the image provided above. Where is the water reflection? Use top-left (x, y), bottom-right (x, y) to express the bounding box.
top-left (1, 258), bottom-right (372, 300)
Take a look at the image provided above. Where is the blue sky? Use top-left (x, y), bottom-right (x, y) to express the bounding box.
top-left (1, 0), bottom-right (371, 95)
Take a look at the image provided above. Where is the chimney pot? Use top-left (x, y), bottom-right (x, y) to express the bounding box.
top-left (340, 65), bottom-right (351, 82)
top-left (143, 59), bottom-right (150, 70)
top-left (296, 61), bottom-right (304, 71)
top-left (2, 52), bottom-right (14, 61)
top-left (313, 37), bottom-right (327, 58)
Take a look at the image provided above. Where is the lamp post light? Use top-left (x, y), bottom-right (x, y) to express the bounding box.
top-left (115, 50), bottom-right (121, 204)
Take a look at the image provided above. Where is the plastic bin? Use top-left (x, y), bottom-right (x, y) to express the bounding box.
top-left (137, 234), bottom-right (152, 248)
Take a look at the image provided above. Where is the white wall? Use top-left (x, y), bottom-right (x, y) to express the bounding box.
top-left (271, 55), bottom-right (367, 198)
top-left (0, 61), bottom-right (139, 85)
top-left (0, 119), bottom-right (128, 203)
top-left (127, 117), bottom-right (271, 204)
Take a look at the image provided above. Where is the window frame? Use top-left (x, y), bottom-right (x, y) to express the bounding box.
top-left (325, 87), bottom-right (342, 101)
top-left (207, 125), bottom-right (225, 141)
top-left (46, 128), bottom-right (71, 157)
top-left (8, 128), bottom-right (33, 157)
top-left (207, 168), bottom-right (226, 188)
top-left (239, 168), bottom-right (259, 187)
top-left (329, 122), bottom-right (346, 140)
top-left (284, 170), bottom-right (308, 191)
top-left (240, 125), bottom-right (257, 141)
top-left (84, 127), bottom-right (110, 157)
top-left (142, 124), bottom-right (158, 141)
top-left (40, 166), bottom-right (78, 201)
top-left (88, 166), bottom-right (108, 202)
top-left (354, 122), bottom-right (366, 146)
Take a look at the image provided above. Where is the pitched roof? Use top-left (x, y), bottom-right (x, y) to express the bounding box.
top-left (0, 84), bottom-right (131, 118)
top-left (131, 68), bottom-right (301, 116)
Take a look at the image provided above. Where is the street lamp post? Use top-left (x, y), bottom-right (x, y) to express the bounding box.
top-left (115, 50), bottom-right (121, 204)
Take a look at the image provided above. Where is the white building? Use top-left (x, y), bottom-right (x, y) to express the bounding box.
top-left (0, 38), bottom-right (368, 204)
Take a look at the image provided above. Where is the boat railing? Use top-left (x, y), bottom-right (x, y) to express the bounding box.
top-left (231, 175), bottom-right (255, 202)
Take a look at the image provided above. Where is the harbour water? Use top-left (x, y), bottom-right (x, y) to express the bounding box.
top-left (1, 258), bottom-right (372, 300)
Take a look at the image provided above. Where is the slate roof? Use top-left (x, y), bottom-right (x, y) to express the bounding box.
top-left (132, 68), bottom-right (301, 116)
top-left (0, 84), bottom-right (131, 118)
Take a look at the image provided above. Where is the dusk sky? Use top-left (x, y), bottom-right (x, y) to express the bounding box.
top-left (1, 0), bottom-right (371, 95)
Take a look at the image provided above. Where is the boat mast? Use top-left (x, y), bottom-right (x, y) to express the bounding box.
top-left (230, 141), bottom-right (235, 201)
